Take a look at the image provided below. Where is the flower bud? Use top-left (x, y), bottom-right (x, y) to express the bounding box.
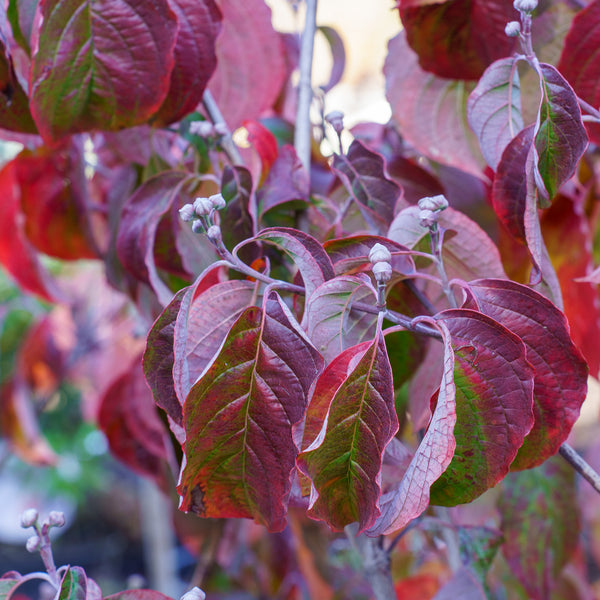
top-left (418, 194), bottom-right (448, 212)
top-left (206, 225), bottom-right (222, 243)
top-left (47, 511), bottom-right (66, 528)
top-left (369, 243), bottom-right (392, 265)
top-left (513, 0), bottom-right (537, 12)
top-left (419, 209), bottom-right (438, 228)
top-left (191, 219), bottom-right (204, 234)
top-left (372, 261), bottom-right (392, 283)
top-left (193, 197), bottom-right (213, 216)
top-left (213, 123), bottom-right (228, 137)
top-left (179, 203), bottom-right (196, 222)
top-left (21, 508), bottom-right (39, 528)
top-left (325, 110), bottom-right (345, 134)
top-left (26, 535), bottom-right (41, 553)
top-left (505, 21), bottom-right (521, 37)
top-left (209, 193), bottom-right (226, 211)
top-left (189, 121), bottom-right (215, 138)
top-left (180, 588), bottom-right (206, 600)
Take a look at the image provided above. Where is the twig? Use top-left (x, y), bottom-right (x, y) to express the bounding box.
top-left (578, 97), bottom-right (600, 121)
top-left (559, 442), bottom-right (600, 495)
top-left (201, 89), bottom-right (244, 166)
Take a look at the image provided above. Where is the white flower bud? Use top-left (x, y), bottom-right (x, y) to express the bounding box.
top-left (513, 0), bottom-right (537, 12)
top-left (21, 508), bottom-right (39, 528)
top-left (325, 110), bottom-right (345, 134)
top-left (209, 193), bottom-right (226, 211)
top-left (26, 535), bottom-right (41, 553)
top-left (47, 511), bottom-right (66, 528)
top-left (419, 209), bottom-right (438, 228)
top-left (206, 225), bottom-right (222, 243)
top-left (193, 197), bottom-right (213, 216)
top-left (418, 194), bottom-right (448, 212)
top-left (369, 243), bottom-right (392, 265)
top-left (372, 261), bottom-right (392, 283)
top-left (180, 587), bottom-right (206, 600)
top-left (505, 21), bottom-right (521, 37)
top-left (189, 121), bottom-right (215, 138)
top-left (213, 123), bottom-right (228, 137)
top-left (191, 219), bottom-right (204, 234)
top-left (179, 204), bottom-right (196, 222)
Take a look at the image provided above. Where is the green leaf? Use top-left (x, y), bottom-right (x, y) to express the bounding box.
top-left (57, 567), bottom-right (87, 600)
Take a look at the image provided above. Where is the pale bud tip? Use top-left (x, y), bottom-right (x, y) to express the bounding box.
top-left (325, 110), bottom-right (345, 134)
top-left (505, 21), bottom-right (521, 37)
top-left (372, 261), bottom-right (392, 283)
top-left (20, 508), bottom-right (39, 528)
top-left (209, 193), bottom-right (226, 211)
top-left (191, 219), bottom-right (204, 234)
top-left (47, 511), bottom-right (66, 528)
top-left (179, 204), bottom-right (196, 222)
top-left (193, 197), bottom-right (213, 216)
top-left (513, 0), bottom-right (538, 12)
top-left (418, 194), bottom-right (448, 212)
top-left (369, 243), bottom-right (392, 265)
top-left (189, 121), bottom-right (215, 138)
top-left (180, 587), bottom-right (206, 600)
top-left (26, 535), bottom-right (41, 553)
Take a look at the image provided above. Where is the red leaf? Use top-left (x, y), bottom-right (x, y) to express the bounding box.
top-left (467, 279), bottom-right (588, 469)
top-left (429, 309), bottom-right (535, 506)
top-left (384, 32), bottom-right (485, 179)
top-left (398, 0), bottom-right (517, 80)
top-left (207, 0), bottom-right (286, 130)
top-left (331, 140), bottom-right (402, 234)
top-left (557, 0), bottom-right (600, 109)
top-left (0, 160), bottom-right (61, 302)
top-left (244, 119), bottom-right (278, 178)
top-left (30, 0), bottom-right (178, 142)
top-left (467, 57), bottom-right (524, 170)
top-left (498, 457), bottom-right (579, 600)
top-left (368, 318), bottom-right (456, 535)
top-left (151, 0), bottom-right (222, 125)
top-left (98, 354), bottom-right (174, 492)
top-left (6, 0), bottom-right (40, 55)
top-left (178, 291), bottom-right (323, 531)
top-left (14, 143), bottom-right (99, 260)
top-left (297, 330), bottom-right (397, 532)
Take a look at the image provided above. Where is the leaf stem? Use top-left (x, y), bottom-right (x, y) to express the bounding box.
top-left (578, 96), bottom-right (600, 121)
top-left (559, 442), bottom-right (600, 495)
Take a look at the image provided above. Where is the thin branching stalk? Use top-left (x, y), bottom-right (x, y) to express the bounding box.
top-left (202, 89), bottom-right (244, 166)
top-left (559, 442), bottom-right (600, 494)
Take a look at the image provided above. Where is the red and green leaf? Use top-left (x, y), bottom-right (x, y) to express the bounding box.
top-left (428, 310), bottom-right (534, 506)
top-left (178, 291), bottom-right (323, 531)
top-left (57, 566), bottom-right (87, 600)
top-left (297, 329), bottom-right (397, 532)
top-left (466, 278), bottom-right (588, 469)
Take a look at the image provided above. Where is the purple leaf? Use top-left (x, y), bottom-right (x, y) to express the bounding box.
top-left (297, 330), bottom-right (397, 532)
top-left (467, 57), bottom-right (524, 170)
top-left (368, 319), bottom-right (456, 535)
top-left (318, 25), bottom-right (345, 93)
top-left (178, 291), bottom-right (323, 531)
top-left (466, 278), bottom-right (588, 469)
top-left (331, 140), bottom-right (402, 234)
top-left (429, 309), bottom-right (535, 506)
top-left (305, 275), bottom-right (377, 364)
top-left (30, 0), bottom-right (178, 142)
top-left (151, 0), bottom-right (222, 125)
top-left (498, 457), bottom-right (579, 600)
top-left (385, 32), bottom-right (485, 179)
top-left (220, 165), bottom-right (256, 254)
top-left (7, 0), bottom-right (41, 55)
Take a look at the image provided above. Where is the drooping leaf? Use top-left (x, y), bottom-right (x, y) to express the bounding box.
top-left (498, 456), bottom-right (579, 600)
top-left (220, 165), bottom-right (256, 254)
top-left (317, 25), bottom-right (346, 93)
top-left (331, 140), bottom-right (401, 234)
top-left (178, 291), bottom-right (323, 531)
top-left (0, 36), bottom-right (38, 133)
top-left (207, 0), bottom-right (286, 130)
top-left (368, 319), bottom-right (456, 535)
top-left (30, 0), bottom-right (178, 142)
top-left (151, 0), bottom-right (222, 126)
top-left (297, 329), bottom-right (397, 532)
top-left (7, 0), bottom-right (40, 55)
top-left (0, 160), bottom-right (62, 302)
top-left (143, 287), bottom-right (188, 426)
top-left (98, 354), bottom-right (174, 492)
top-left (557, 0), bottom-right (600, 111)
top-left (533, 63), bottom-right (588, 203)
top-left (57, 567), bottom-right (86, 600)
top-left (385, 32), bottom-right (485, 179)
top-left (542, 196), bottom-right (600, 378)
top-left (244, 119), bottom-right (278, 180)
top-left (397, 0), bottom-right (518, 80)
top-left (305, 275), bottom-right (377, 364)
top-left (257, 145), bottom-right (310, 221)
top-left (466, 278), bottom-right (588, 469)
top-left (173, 275), bottom-right (257, 403)
top-left (467, 57), bottom-right (524, 170)
top-left (429, 309), bottom-right (534, 506)
top-left (116, 171), bottom-right (202, 305)
top-left (14, 143), bottom-right (99, 260)
top-left (251, 228), bottom-right (335, 300)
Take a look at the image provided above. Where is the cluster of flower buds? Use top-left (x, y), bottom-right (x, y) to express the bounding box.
top-left (369, 243), bottom-right (393, 284)
top-left (189, 120), bottom-right (228, 139)
top-left (179, 193), bottom-right (226, 235)
top-left (417, 194), bottom-right (449, 229)
top-left (20, 509), bottom-right (66, 553)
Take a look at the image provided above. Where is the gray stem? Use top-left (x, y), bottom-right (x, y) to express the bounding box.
top-left (202, 89), bottom-right (244, 166)
top-left (559, 442), bottom-right (600, 495)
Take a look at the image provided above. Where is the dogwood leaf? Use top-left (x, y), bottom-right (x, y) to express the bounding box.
top-left (466, 279), bottom-right (588, 469)
top-left (57, 567), bottom-right (86, 600)
top-left (297, 330), bottom-right (397, 532)
top-left (179, 291), bottom-right (323, 531)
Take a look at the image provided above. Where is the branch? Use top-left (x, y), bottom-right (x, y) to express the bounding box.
top-left (202, 89), bottom-right (244, 166)
top-left (559, 442), bottom-right (600, 495)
